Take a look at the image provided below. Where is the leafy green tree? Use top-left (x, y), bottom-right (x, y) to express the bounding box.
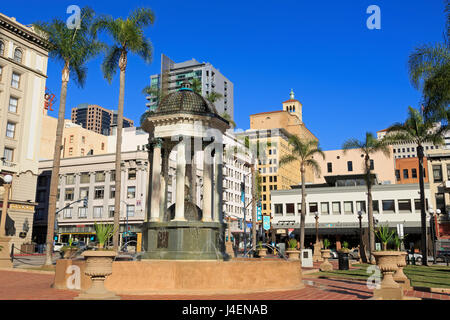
top-left (93, 7), bottom-right (155, 250)
top-left (190, 78), bottom-right (202, 94)
top-left (33, 7), bottom-right (103, 265)
top-left (385, 107), bottom-right (445, 265)
top-left (280, 136), bottom-right (325, 250)
top-left (342, 132), bottom-right (390, 263)
top-left (408, 0), bottom-right (450, 121)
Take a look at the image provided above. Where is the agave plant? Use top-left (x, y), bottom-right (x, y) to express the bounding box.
top-left (288, 238), bottom-right (298, 250)
top-left (375, 224), bottom-right (396, 251)
top-left (323, 238), bottom-right (331, 250)
top-left (257, 241), bottom-right (263, 250)
top-left (340, 241), bottom-right (350, 253)
top-left (94, 222), bottom-right (118, 249)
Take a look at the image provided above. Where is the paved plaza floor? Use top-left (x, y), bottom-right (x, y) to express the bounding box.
top-left (0, 268), bottom-right (448, 300)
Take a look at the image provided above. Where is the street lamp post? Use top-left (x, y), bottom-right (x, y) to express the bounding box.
top-left (429, 209), bottom-right (439, 265)
top-left (314, 212), bottom-right (319, 243)
top-left (312, 212), bottom-right (322, 262)
top-left (0, 174), bottom-right (13, 268)
top-left (357, 211), bottom-right (363, 263)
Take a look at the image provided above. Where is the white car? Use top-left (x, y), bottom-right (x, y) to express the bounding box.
top-left (53, 243), bottom-right (65, 252)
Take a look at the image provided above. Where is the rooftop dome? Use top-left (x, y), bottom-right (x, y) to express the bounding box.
top-left (156, 81), bottom-right (218, 116)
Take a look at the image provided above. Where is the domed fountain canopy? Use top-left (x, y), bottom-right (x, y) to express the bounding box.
top-left (154, 80), bottom-right (219, 117)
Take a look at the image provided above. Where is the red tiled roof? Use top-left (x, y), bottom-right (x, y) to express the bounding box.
top-left (250, 110), bottom-right (285, 116)
top-left (282, 99), bottom-right (299, 103)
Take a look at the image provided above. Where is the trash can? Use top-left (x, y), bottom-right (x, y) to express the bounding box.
top-left (338, 251), bottom-right (349, 270)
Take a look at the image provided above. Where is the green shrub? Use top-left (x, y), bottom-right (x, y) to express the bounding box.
top-left (94, 222), bottom-right (118, 249)
top-left (375, 224), bottom-right (395, 250)
top-left (288, 238), bottom-right (297, 249)
top-left (323, 238), bottom-right (331, 249)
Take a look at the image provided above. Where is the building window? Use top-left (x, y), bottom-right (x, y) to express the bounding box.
top-left (94, 186), bottom-right (104, 199)
top-left (78, 207), bottom-right (88, 219)
top-left (82, 136), bottom-right (86, 144)
top-left (436, 193), bottom-right (445, 213)
top-left (403, 169), bottom-right (409, 179)
top-left (395, 170), bottom-right (400, 180)
top-left (274, 204), bottom-right (283, 216)
top-left (6, 122), bottom-right (15, 138)
top-left (398, 199), bottom-right (412, 213)
top-left (356, 201), bottom-right (366, 213)
top-left (347, 161), bottom-right (353, 172)
top-left (0, 65), bottom-right (3, 81)
top-left (69, 135), bottom-right (74, 143)
top-left (382, 200), bottom-right (395, 214)
top-left (0, 41), bottom-right (4, 56)
top-left (68, 147), bottom-right (73, 156)
top-left (433, 165), bottom-right (443, 182)
top-left (309, 202), bottom-right (318, 215)
top-left (320, 202), bottom-right (329, 215)
top-left (8, 97), bottom-right (18, 113)
top-left (109, 206), bottom-right (115, 218)
top-left (64, 188), bottom-right (74, 201)
top-left (286, 203), bottom-right (295, 216)
top-left (373, 200), bottom-right (379, 213)
top-left (63, 208), bottom-right (72, 219)
top-left (128, 169), bottom-right (136, 180)
top-left (80, 172), bottom-right (90, 184)
top-left (13, 48), bottom-right (23, 63)
top-left (109, 186), bottom-right (116, 198)
top-left (327, 162), bottom-right (332, 173)
top-left (370, 160), bottom-right (374, 170)
top-left (65, 174), bottom-right (75, 185)
top-left (344, 201), bottom-right (353, 214)
top-left (110, 171), bottom-right (116, 181)
top-left (127, 186), bottom-right (136, 199)
top-left (95, 172), bottom-right (105, 182)
top-left (101, 143), bottom-right (105, 151)
top-left (93, 206), bottom-right (103, 218)
top-left (332, 202), bottom-right (341, 214)
top-left (11, 72), bottom-right (20, 88)
top-left (79, 187), bottom-right (89, 200)
top-left (81, 148), bottom-right (85, 156)
top-left (126, 205), bottom-right (135, 217)
top-left (447, 165), bottom-right (450, 180)
top-left (411, 168), bottom-right (417, 179)
top-left (3, 148), bottom-right (13, 162)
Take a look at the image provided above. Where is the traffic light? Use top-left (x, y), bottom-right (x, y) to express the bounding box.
top-left (238, 218), bottom-right (242, 229)
top-left (90, 235), bottom-right (95, 241)
top-left (54, 236), bottom-right (58, 241)
top-left (240, 182), bottom-right (245, 203)
top-left (83, 198), bottom-right (88, 207)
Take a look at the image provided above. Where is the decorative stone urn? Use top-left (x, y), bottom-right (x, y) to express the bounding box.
top-left (319, 249), bottom-right (333, 271)
top-left (75, 251), bottom-right (120, 300)
top-left (257, 248), bottom-right (267, 258)
top-left (285, 249), bottom-right (300, 261)
top-left (372, 251), bottom-right (403, 300)
top-left (312, 242), bottom-right (323, 262)
top-left (63, 248), bottom-right (78, 259)
top-left (393, 251), bottom-right (411, 290)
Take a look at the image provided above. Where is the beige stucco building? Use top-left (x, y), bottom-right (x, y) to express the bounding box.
top-left (313, 148), bottom-right (396, 185)
top-left (0, 13), bottom-right (49, 249)
top-left (39, 115), bottom-right (109, 160)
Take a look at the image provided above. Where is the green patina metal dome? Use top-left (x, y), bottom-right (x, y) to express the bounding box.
top-left (156, 81), bottom-right (218, 116)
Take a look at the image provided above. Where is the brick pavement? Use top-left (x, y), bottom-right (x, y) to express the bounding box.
top-left (0, 269), bottom-right (449, 300)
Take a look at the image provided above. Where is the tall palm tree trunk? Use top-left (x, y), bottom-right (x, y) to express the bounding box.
top-left (44, 63), bottom-right (69, 265)
top-left (300, 164), bottom-right (306, 250)
top-left (417, 145), bottom-right (428, 266)
top-left (113, 52), bottom-right (127, 251)
top-left (251, 165), bottom-right (257, 253)
top-left (365, 156), bottom-right (375, 264)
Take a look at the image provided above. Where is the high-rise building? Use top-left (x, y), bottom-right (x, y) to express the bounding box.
top-left (146, 54), bottom-right (234, 119)
top-left (0, 13), bottom-right (49, 250)
top-left (71, 104), bottom-right (134, 136)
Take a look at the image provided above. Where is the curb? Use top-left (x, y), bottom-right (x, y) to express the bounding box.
top-left (412, 286), bottom-right (450, 294)
top-left (0, 267), bottom-right (55, 275)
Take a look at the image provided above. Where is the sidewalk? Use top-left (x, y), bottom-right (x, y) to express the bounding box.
top-left (0, 268), bottom-right (448, 300)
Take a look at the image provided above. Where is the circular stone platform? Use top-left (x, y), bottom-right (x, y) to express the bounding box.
top-left (54, 259), bottom-right (304, 295)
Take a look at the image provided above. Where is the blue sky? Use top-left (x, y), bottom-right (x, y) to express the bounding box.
top-left (1, 0), bottom-right (447, 150)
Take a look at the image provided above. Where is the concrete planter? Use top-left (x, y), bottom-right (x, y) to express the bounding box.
top-left (62, 248), bottom-right (78, 259)
top-left (257, 248), bottom-right (267, 257)
top-left (373, 251), bottom-right (403, 300)
top-left (285, 249), bottom-right (300, 261)
top-left (75, 250), bottom-right (120, 300)
top-left (393, 251), bottom-right (411, 290)
top-left (319, 249), bottom-right (333, 271)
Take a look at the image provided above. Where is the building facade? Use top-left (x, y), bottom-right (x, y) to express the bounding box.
top-left (147, 54), bottom-right (234, 119)
top-left (395, 157), bottom-right (429, 185)
top-left (71, 103), bottom-right (134, 136)
top-left (0, 13), bottom-right (49, 249)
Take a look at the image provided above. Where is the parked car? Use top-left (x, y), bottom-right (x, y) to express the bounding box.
top-left (407, 253), bottom-right (422, 262)
top-left (53, 243), bottom-right (65, 252)
top-left (348, 249), bottom-right (360, 260)
top-left (72, 241), bottom-right (87, 252)
top-left (329, 249), bottom-right (338, 259)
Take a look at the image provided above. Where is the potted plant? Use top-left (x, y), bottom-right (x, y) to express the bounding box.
top-left (75, 222), bottom-right (120, 300)
top-left (256, 241), bottom-right (267, 258)
top-left (338, 241), bottom-right (350, 270)
top-left (372, 224), bottom-right (403, 300)
top-left (320, 238), bottom-right (333, 271)
top-left (392, 233), bottom-right (411, 290)
top-left (61, 238), bottom-right (78, 259)
top-left (285, 238), bottom-right (300, 260)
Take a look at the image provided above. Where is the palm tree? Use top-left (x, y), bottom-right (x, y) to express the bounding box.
top-left (342, 132), bottom-right (390, 264)
top-left (385, 107), bottom-right (446, 266)
top-left (220, 112), bottom-right (236, 128)
top-left (280, 136), bottom-right (325, 250)
top-left (140, 85), bottom-right (165, 126)
top-left (206, 91), bottom-right (224, 104)
top-left (93, 7), bottom-right (155, 250)
top-left (190, 78), bottom-right (202, 94)
top-left (408, 0), bottom-right (450, 121)
top-left (33, 7), bottom-right (103, 265)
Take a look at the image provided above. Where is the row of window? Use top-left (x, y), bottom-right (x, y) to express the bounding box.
top-left (43, 185), bottom-right (137, 203)
top-left (327, 160), bottom-right (374, 173)
top-left (393, 145), bottom-right (439, 154)
top-left (0, 65), bottom-right (21, 88)
top-left (61, 205), bottom-right (135, 219)
top-left (274, 198), bottom-right (428, 216)
top-left (0, 40), bottom-right (23, 64)
top-left (395, 168), bottom-right (424, 180)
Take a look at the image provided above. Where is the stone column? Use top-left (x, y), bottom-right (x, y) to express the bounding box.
top-left (202, 145), bottom-right (213, 222)
top-left (174, 137), bottom-right (186, 221)
top-left (160, 143), bottom-right (169, 220)
top-left (213, 144), bottom-right (224, 223)
top-left (150, 139), bottom-right (162, 222)
top-left (191, 151), bottom-right (198, 205)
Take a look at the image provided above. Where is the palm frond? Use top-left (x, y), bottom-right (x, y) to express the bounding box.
top-left (101, 45), bottom-right (122, 83)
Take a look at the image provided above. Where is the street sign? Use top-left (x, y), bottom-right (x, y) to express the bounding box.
top-left (263, 216), bottom-right (270, 231)
top-left (247, 223), bottom-right (252, 229)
